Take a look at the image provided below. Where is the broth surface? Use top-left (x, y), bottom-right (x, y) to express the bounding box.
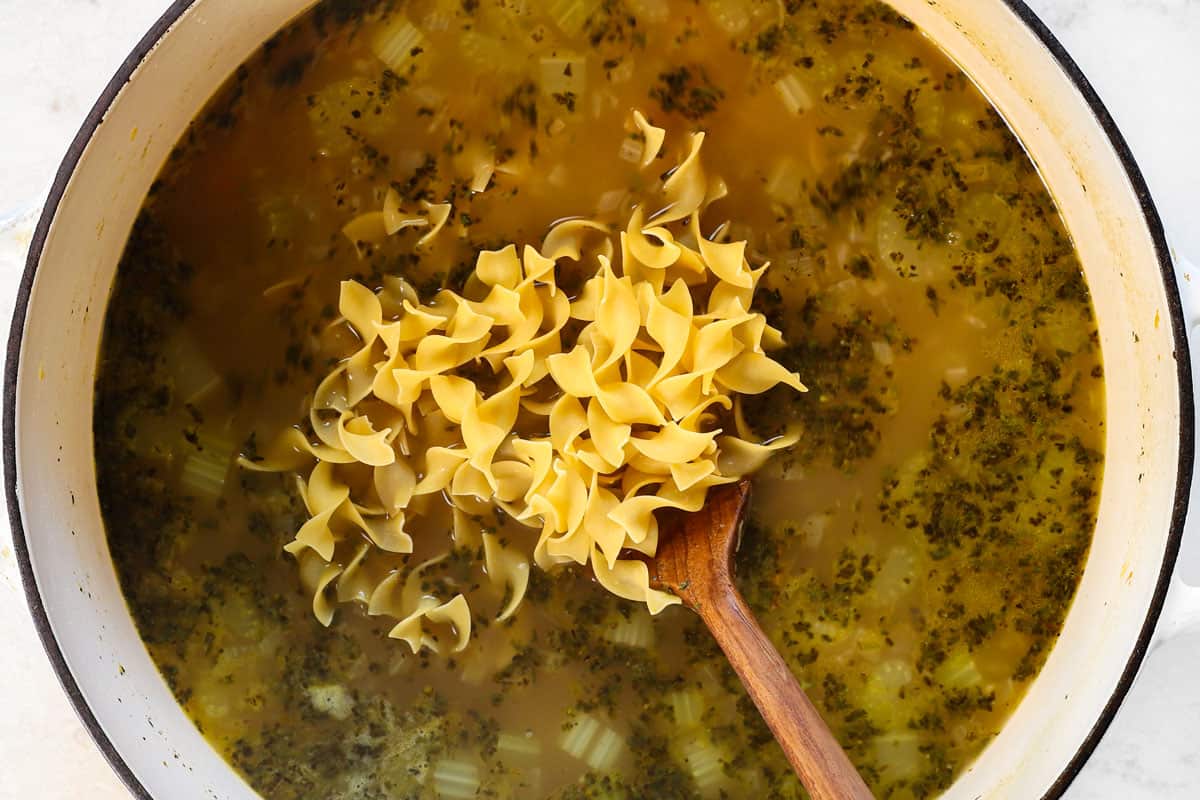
top-left (94, 1), bottom-right (1105, 797)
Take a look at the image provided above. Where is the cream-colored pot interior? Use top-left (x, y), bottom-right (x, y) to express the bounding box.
top-left (8, 0), bottom-right (1189, 798)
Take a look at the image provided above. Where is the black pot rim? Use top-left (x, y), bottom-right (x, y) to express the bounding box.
top-left (3, 2), bottom-right (1192, 799)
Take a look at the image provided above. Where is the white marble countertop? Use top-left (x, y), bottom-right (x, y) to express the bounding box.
top-left (1, 1), bottom-right (1198, 798)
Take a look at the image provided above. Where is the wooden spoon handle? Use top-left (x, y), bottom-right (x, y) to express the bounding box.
top-left (694, 588), bottom-right (876, 800)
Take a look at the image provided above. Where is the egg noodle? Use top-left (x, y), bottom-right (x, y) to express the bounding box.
top-left (244, 115), bottom-right (805, 653)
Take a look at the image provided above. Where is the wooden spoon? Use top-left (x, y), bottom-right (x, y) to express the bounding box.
top-left (650, 479), bottom-right (876, 800)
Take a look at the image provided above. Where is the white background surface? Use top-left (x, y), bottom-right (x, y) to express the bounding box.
top-left (2, 0), bottom-right (1199, 798)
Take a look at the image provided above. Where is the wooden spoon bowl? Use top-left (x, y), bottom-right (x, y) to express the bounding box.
top-left (650, 480), bottom-right (876, 800)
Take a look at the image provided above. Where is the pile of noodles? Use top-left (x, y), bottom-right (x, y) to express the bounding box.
top-left (244, 114), bottom-right (805, 653)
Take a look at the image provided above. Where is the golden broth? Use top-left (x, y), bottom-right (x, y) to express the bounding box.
top-left (94, 1), bottom-right (1105, 798)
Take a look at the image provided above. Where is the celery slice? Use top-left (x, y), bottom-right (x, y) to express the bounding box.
top-left (775, 73), bottom-right (815, 115)
top-left (431, 759), bottom-right (481, 799)
top-left (679, 734), bottom-right (725, 792)
top-left (669, 689), bottom-right (704, 729)
top-left (606, 611), bottom-right (654, 648)
top-left (163, 333), bottom-right (220, 405)
top-left (371, 15), bottom-right (426, 75)
top-left (179, 428), bottom-right (234, 498)
top-left (935, 646), bottom-right (984, 689)
top-left (560, 713), bottom-right (601, 759)
top-left (585, 727), bottom-right (624, 771)
top-left (497, 730), bottom-right (541, 760)
top-left (547, 0), bottom-right (602, 36)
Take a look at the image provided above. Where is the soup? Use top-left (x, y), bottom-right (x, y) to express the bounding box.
top-left (93, 1), bottom-right (1105, 798)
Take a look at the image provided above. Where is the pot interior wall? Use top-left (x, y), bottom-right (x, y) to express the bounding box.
top-left (13, 2), bottom-right (318, 798)
top-left (889, 1), bottom-right (1184, 796)
top-left (10, 0), bottom-right (1184, 798)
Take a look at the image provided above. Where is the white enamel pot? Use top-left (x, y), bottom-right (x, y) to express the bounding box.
top-left (6, 1), bottom-right (1200, 798)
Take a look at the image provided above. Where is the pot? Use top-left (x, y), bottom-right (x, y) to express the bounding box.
top-left (5, 0), bottom-right (1199, 798)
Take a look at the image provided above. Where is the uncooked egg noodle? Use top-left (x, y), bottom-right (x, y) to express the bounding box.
top-left (243, 115), bottom-right (806, 654)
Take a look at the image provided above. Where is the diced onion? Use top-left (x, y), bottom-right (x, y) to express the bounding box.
top-left (618, 137), bottom-right (644, 164)
top-left (800, 513), bottom-right (830, 549)
top-left (873, 732), bottom-right (923, 780)
top-left (460, 30), bottom-right (507, 70)
top-left (626, 0), bottom-right (669, 23)
top-left (707, 0), bottom-right (752, 34)
top-left (540, 56), bottom-right (587, 97)
top-left (871, 547), bottom-right (919, 605)
top-left (595, 189), bottom-right (627, 215)
top-left (765, 158), bottom-right (805, 206)
top-left (305, 685), bottom-right (354, 720)
top-left (944, 365), bottom-right (970, 387)
top-left (471, 157), bottom-right (496, 194)
top-left (547, 164), bottom-right (570, 189)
